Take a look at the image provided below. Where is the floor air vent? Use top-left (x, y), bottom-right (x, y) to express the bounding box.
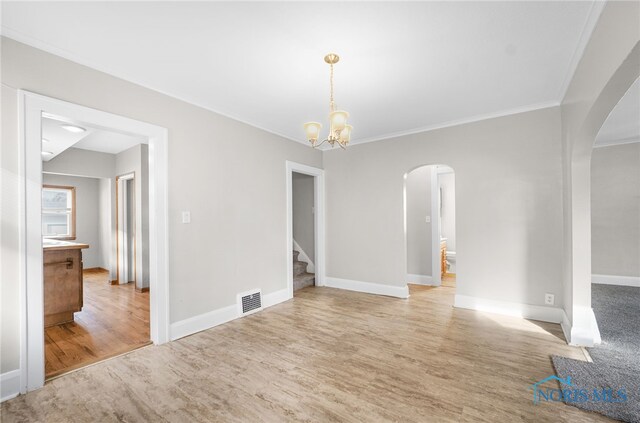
top-left (237, 289), bottom-right (262, 316)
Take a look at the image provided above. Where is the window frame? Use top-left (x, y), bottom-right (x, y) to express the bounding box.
top-left (42, 184), bottom-right (77, 240)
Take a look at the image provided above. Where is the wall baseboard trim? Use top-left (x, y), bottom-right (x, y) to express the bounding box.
top-left (406, 274), bottom-right (437, 286)
top-left (454, 294), bottom-right (564, 324)
top-left (592, 274), bottom-right (640, 287)
top-left (1, 370), bottom-right (21, 403)
top-left (562, 306), bottom-right (602, 347)
top-left (292, 239), bottom-right (315, 273)
top-left (325, 277), bottom-right (410, 299)
top-left (83, 267), bottom-right (109, 273)
top-left (560, 311), bottom-right (572, 345)
top-left (169, 288), bottom-right (291, 341)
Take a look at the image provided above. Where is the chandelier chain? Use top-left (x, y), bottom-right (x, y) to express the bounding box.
top-left (329, 63), bottom-right (335, 113)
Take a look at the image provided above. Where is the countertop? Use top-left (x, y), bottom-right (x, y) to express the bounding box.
top-left (43, 239), bottom-right (90, 250)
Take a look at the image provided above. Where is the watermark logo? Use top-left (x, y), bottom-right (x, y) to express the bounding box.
top-left (531, 375), bottom-right (627, 404)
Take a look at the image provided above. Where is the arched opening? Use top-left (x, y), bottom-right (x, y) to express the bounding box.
top-left (404, 164), bottom-right (456, 298)
top-left (588, 76), bottom-right (640, 367)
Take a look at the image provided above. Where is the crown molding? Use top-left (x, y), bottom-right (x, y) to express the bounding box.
top-left (346, 101), bottom-right (560, 147)
top-left (557, 0), bottom-right (607, 102)
top-left (0, 29), bottom-right (304, 146)
top-left (593, 136), bottom-right (640, 148)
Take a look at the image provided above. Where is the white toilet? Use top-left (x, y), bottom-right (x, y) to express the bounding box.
top-left (446, 251), bottom-right (456, 274)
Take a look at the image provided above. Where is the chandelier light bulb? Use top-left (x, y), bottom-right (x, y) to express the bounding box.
top-left (304, 122), bottom-right (322, 142)
top-left (330, 110), bottom-right (349, 132)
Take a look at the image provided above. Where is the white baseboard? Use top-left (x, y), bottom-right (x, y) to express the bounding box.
top-left (592, 274), bottom-right (640, 287)
top-left (262, 288), bottom-right (290, 309)
top-left (292, 239), bottom-right (315, 273)
top-left (170, 288), bottom-right (291, 341)
top-left (1, 369), bottom-right (21, 403)
top-left (454, 294), bottom-right (564, 324)
top-left (407, 274), bottom-right (436, 286)
top-left (562, 306), bottom-right (602, 347)
top-left (560, 311), bottom-right (572, 345)
top-left (324, 277), bottom-right (410, 299)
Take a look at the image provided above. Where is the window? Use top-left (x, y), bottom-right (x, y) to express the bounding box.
top-left (42, 185), bottom-right (76, 239)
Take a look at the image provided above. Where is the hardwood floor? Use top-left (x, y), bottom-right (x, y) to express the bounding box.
top-left (44, 269), bottom-right (150, 379)
top-left (4, 281), bottom-right (612, 422)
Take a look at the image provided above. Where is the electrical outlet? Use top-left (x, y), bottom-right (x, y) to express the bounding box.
top-left (181, 211), bottom-right (191, 224)
top-left (425, 216), bottom-right (431, 223)
top-left (545, 293), bottom-right (555, 305)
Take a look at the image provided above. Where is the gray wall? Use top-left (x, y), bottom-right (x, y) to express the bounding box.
top-left (440, 171), bottom-right (456, 252)
top-left (1, 37), bottom-right (322, 374)
top-left (292, 173), bottom-right (315, 263)
top-left (116, 144), bottom-right (150, 289)
top-left (43, 147), bottom-right (115, 178)
top-left (325, 107), bottom-right (564, 307)
top-left (45, 148), bottom-right (117, 276)
top-left (591, 143), bottom-right (640, 277)
top-left (98, 178), bottom-right (112, 271)
top-left (42, 173), bottom-right (101, 268)
top-left (406, 166), bottom-right (432, 276)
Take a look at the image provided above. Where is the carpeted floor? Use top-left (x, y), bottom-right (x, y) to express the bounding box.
top-left (552, 283), bottom-right (640, 423)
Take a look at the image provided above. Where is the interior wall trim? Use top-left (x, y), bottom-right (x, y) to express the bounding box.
top-left (169, 288), bottom-right (290, 341)
top-left (0, 370), bottom-right (21, 403)
top-left (324, 277), bottom-right (410, 299)
top-left (454, 294), bottom-right (565, 325)
top-left (406, 274), bottom-right (435, 285)
top-left (592, 274), bottom-right (640, 287)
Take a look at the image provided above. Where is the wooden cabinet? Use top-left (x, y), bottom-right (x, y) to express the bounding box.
top-left (440, 239), bottom-right (447, 277)
top-left (43, 242), bottom-right (88, 327)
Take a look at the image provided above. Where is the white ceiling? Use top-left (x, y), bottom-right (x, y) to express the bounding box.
top-left (595, 78), bottom-right (640, 147)
top-left (42, 115), bottom-right (146, 161)
top-left (3, 1), bottom-right (602, 145)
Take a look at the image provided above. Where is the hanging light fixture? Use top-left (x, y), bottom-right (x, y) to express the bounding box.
top-left (304, 53), bottom-right (352, 149)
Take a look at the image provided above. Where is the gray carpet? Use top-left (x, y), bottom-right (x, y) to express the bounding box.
top-left (552, 284), bottom-right (640, 422)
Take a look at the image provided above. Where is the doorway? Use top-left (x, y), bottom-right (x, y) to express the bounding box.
top-left (40, 113), bottom-right (152, 380)
top-left (292, 172), bottom-right (316, 293)
top-left (116, 173), bottom-right (137, 286)
top-left (404, 164), bottom-right (456, 291)
top-left (285, 161), bottom-right (326, 299)
top-left (20, 92), bottom-right (169, 393)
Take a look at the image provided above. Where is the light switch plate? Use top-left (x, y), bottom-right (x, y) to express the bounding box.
top-left (425, 216), bottom-right (431, 223)
top-left (181, 211), bottom-right (191, 224)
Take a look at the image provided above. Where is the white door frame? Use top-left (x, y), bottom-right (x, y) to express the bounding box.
top-left (19, 91), bottom-right (170, 393)
top-left (430, 166), bottom-right (442, 286)
top-left (116, 173), bottom-right (135, 285)
top-left (286, 161), bottom-right (325, 298)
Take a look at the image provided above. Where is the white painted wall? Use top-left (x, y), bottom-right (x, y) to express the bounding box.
top-left (559, 1), bottom-right (640, 343)
top-left (591, 143), bottom-right (640, 277)
top-left (292, 172), bottom-right (315, 263)
top-left (325, 107), bottom-right (564, 308)
top-left (406, 166), bottom-right (432, 276)
top-left (439, 171), bottom-right (456, 253)
top-left (1, 37), bottom-right (322, 374)
top-left (1, 85), bottom-right (22, 374)
top-left (42, 173), bottom-right (101, 268)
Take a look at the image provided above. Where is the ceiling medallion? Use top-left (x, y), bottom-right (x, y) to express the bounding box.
top-left (304, 53), bottom-right (352, 149)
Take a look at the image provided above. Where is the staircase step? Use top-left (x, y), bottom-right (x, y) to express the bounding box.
top-left (293, 260), bottom-right (308, 277)
top-left (293, 272), bottom-right (315, 291)
top-left (293, 250), bottom-right (300, 261)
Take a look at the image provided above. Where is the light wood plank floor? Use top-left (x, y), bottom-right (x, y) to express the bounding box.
top-left (44, 269), bottom-right (150, 379)
top-left (3, 281), bottom-right (611, 422)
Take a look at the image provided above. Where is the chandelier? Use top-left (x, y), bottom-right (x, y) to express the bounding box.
top-left (304, 53), bottom-right (352, 149)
